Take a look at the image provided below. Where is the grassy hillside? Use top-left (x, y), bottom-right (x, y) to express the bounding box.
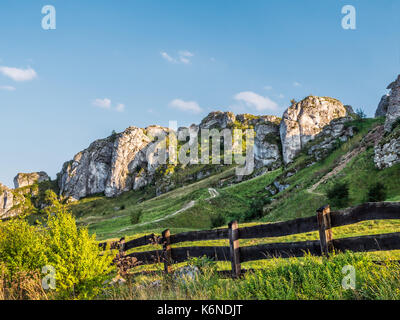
top-left (67, 116), bottom-right (400, 244)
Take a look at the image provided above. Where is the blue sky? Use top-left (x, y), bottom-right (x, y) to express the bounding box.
top-left (0, 0), bottom-right (399, 187)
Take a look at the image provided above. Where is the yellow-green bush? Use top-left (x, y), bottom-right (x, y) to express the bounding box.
top-left (0, 190), bottom-right (115, 300)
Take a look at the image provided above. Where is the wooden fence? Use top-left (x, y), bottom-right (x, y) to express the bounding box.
top-left (99, 202), bottom-right (400, 278)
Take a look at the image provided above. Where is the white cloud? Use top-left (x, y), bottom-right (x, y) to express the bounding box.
top-left (293, 81), bottom-right (302, 87)
top-left (179, 50), bottom-right (194, 57)
top-left (116, 103), bottom-right (125, 112)
top-left (92, 98), bottom-right (112, 109)
top-left (92, 98), bottom-right (126, 112)
top-left (0, 66), bottom-right (37, 82)
top-left (160, 51), bottom-right (177, 63)
top-left (278, 93), bottom-right (285, 99)
top-left (0, 85), bottom-right (16, 91)
top-left (234, 91), bottom-right (278, 112)
top-left (161, 50), bottom-right (195, 64)
top-left (169, 99), bottom-right (203, 114)
top-left (179, 57), bottom-right (190, 64)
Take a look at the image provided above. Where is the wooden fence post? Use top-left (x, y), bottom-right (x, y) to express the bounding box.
top-left (162, 229), bottom-right (172, 274)
top-left (228, 220), bottom-right (241, 278)
top-left (317, 205), bottom-right (333, 256)
top-left (119, 237), bottom-right (126, 256)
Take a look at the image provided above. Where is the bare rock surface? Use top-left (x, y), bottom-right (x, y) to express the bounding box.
top-left (280, 96), bottom-right (350, 164)
top-left (13, 171), bottom-right (50, 189)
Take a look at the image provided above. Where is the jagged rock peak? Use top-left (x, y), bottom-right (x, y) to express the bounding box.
top-left (199, 111), bottom-right (281, 130)
top-left (13, 171), bottom-right (50, 189)
top-left (199, 111), bottom-right (236, 129)
top-left (279, 96), bottom-right (350, 164)
top-left (58, 126), bottom-right (153, 200)
top-left (376, 75), bottom-right (400, 132)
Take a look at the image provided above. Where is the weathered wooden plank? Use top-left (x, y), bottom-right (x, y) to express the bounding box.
top-left (229, 221), bottom-right (241, 278)
top-left (333, 232), bottom-right (400, 253)
top-left (239, 240), bottom-right (322, 262)
top-left (126, 250), bottom-right (163, 265)
top-left (124, 234), bottom-right (157, 251)
top-left (238, 216), bottom-right (317, 239)
top-left (170, 228), bottom-right (229, 244)
top-left (125, 233), bottom-right (400, 267)
top-left (330, 202), bottom-right (400, 228)
top-left (317, 205), bottom-right (333, 256)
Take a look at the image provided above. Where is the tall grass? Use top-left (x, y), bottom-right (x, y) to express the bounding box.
top-left (102, 251), bottom-right (400, 300)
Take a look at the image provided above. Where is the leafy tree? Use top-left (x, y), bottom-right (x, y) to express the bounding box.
top-left (326, 182), bottom-right (350, 208)
top-left (130, 209), bottom-right (143, 224)
top-left (367, 182), bottom-right (387, 202)
top-left (210, 213), bottom-right (225, 228)
top-left (356, 108), bottom-right (367, 121)
top-left (243, 197), bottom-right (271, 221)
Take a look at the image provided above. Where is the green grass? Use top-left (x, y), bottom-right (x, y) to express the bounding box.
top-left (101, 251), bottom-right (400, 300)
top-left (66, 116), bottom-right (399, 248)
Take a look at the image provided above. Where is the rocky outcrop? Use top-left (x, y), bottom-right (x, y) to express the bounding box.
top-left (375, 94), bottom-right (390, 118)
top-left (376, 75), bottom-right (400, 132)
top-left (374, 123), bottom-right (400, 169)
top-left (199, 111), bottom-right (236, 129)
top-left (374, 138), bottom-right (400, 169)
top-left (254, 120), bottom-right (282, 169)
top-left (306, 118), bottom-right (354, 161)
top-left (13, 171), bottom-right (50, 189)
top-left (58, 127), bottom-right (156, 200)
top-left (0, 183), bottom-right (16, 219)
top-left (279, 96), bottom-right (350, 164)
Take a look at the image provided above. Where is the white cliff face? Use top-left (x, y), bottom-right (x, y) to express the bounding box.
top-left (254, 121), bottom-right (282, 169)
top-left (382, 75), bottom-right (400, 132)
top-left (0, 183), bottom-right (15, 219)
top-left (59, 127), bottom-right (153, 200)
top-left (280, 96), bottom-right (349, 164)
top-left (13, 171), bottom-right (50, 189)
top-left (374, 137), bottom-right (400, 169)
top-left (373, 75), bottom-right (400, 169)
top-left (199, 111), bottom-right (236, 129)
top-left (104, 127), bottom-right (152, 197)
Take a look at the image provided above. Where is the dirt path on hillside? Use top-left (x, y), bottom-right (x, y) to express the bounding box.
top-left (307, 125), bottom-right (384, 195)
top-left (118, 187), bottom-right (221, 232)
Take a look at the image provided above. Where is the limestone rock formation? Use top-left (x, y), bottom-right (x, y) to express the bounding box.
top-left (199, 111), bottom-right (236, 129)
top-left (377, 75), bottom-right (400, 132)
top-left (374, 138), bottom-right (400, 169)
top-left (253, 120), bottom-right (282, 169)
top-left (0, 183), bottom-right (15, 219)
top-left (58, 127), bottom-right (155, 200)
top-left (375, 94), bottom-right (390, 118)
top-left (13, 171), bottom-right (50, 189)
top-left (279, 96), bottom-right (350, 164)
top-left (306, 118), bottom-right (354, 161)
top-left (374, 121), bottom-right (400, 169)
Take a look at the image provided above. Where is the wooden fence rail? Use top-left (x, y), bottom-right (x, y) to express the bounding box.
top-left (99, 202), bottom-right (400, 278)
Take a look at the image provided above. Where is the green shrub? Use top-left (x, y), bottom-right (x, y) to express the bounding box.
top-left (0, 218), bottom-right (48, 277)
top-left (367, 182), bottom-right (387, 202)
top-left (130, 209), bottom-right (143, 225)
top-left (243, 198), bottom-right (271, 221)
top-left (326, 182), bottom-right (350, 208)
top-left (210, 213), bottom-right (225, 228)
top-left (0, 190), bottom-right (115, 300)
